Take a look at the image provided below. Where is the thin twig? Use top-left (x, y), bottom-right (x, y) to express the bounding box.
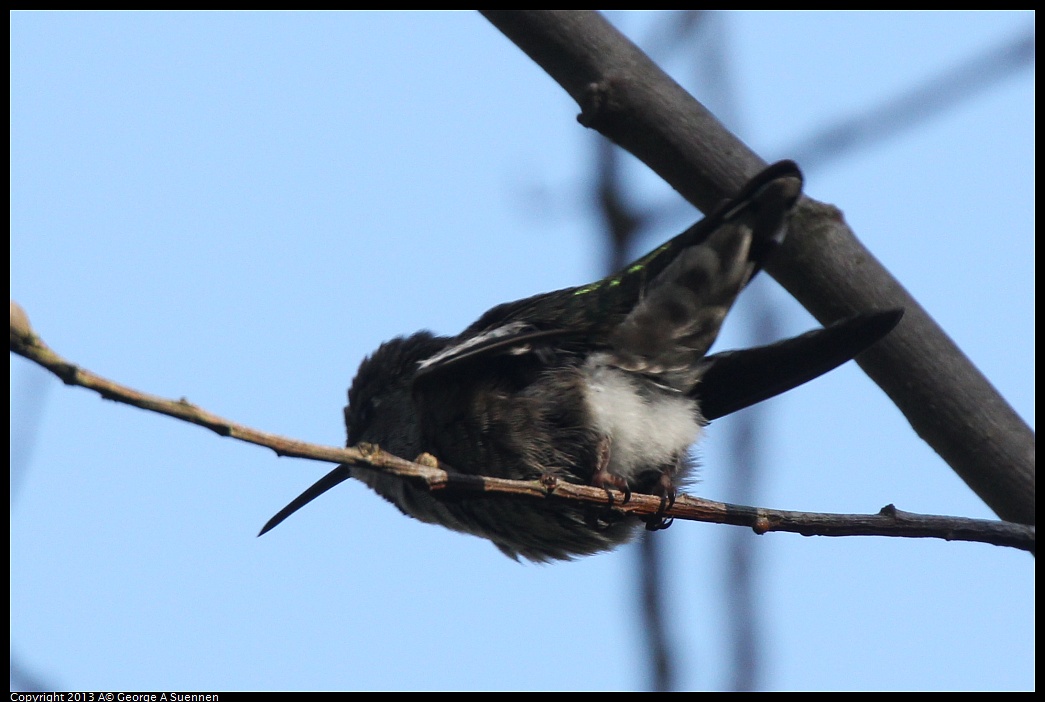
top-left (10, 300), bottom-right (1034, 554)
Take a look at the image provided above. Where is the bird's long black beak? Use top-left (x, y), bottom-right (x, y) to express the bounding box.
top-left (258, 464), bottom-right (352, 536)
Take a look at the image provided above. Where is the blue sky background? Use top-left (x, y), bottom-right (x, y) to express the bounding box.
top-left (11, 11), bottom-right (1034, 692)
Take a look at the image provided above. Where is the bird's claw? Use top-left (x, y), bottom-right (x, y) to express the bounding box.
top-left (590, 437), bottom-right (631, 504)
top-left (643, 473), bottom-right (676, 531)
top-left (592, 470), bottom-right (632, 505)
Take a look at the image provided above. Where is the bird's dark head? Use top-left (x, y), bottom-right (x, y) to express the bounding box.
top-left (345, 331), bottom-right (449, 456)
top-left (257, 331), bottom-right (454, 539)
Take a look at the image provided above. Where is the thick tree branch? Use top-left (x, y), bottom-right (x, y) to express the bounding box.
top-left (480, 10), bottom-right (1034, 525)
top-left (10, 301), bottom-right (1034, 553)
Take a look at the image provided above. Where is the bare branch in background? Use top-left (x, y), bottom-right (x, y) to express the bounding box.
top-left (784, 28), bottom-right (1035, 170)
top-left (593, 138), bottom-right (677, 692)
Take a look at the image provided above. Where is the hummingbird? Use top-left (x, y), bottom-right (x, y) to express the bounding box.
top-left (259, 160), bottom-right (902, 561)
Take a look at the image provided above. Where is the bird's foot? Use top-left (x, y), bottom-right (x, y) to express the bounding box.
top-left (590, 437), bottom-right (631, 504)
top-left (414, 452), bottom-right (441, 468)
top-left (643, 472), bottom-right (676, 531)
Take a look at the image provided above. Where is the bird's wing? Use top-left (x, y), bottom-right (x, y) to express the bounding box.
top-left (413, 322), bottom-right (585, 380)
top-left (604, 163), bottom-right (804, 387)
